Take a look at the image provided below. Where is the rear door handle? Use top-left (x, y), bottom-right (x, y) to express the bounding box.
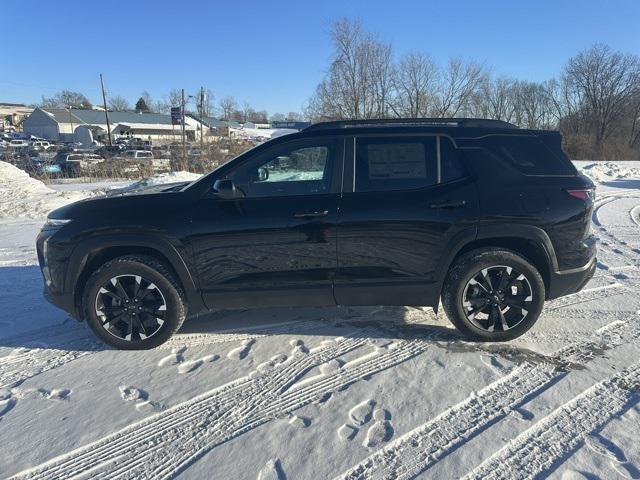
top-left (430, 200), bottom-right (467, 209)
top-left (294, 210), bottom-right (329, 219)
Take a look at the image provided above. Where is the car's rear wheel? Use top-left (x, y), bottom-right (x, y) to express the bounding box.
top-left (83, 255), bottom-right (186, 349)
top-left (442, 248), bottom-right (545, 341)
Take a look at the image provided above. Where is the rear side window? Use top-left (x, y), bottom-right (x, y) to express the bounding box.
top-left (481, 135), bottom-right (573, 175)
top-left (355, 137), bottom-right (437, 192)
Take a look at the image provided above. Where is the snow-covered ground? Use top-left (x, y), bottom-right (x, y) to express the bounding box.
top-left (0, 161), bottom-right (639, 479)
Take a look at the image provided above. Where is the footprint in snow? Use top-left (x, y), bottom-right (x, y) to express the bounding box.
top-left (289, 339), bottom-right (309, 356)
top-left (38, 388), bottom-right (71, 400)
top-left (158, 346), bottom-right (186, 367)
top-left (228, 339), bottom-right (255, 360)
top-left (585, 433), bottom-right (640, 479)
top-left (0, 396), bottom-right (16, 419)
top-left (349, 399), bottom-right (376, 426)
top-left (362, 410), bottom-right (394, 448)
top-left (177, 355), bottom-right (219, 374)
top-left (159, 347), bottom-right (219, 373)
top-left (257, 458), bottom-right (286, 480)
top-left (119, 385), bottom-right (148, 402)
top-left (337, 424), bottom-right (358, 441)
top-left (319, 358), bottom-right (343, 375)
top-left (288, 415), bottom-right (310, 428)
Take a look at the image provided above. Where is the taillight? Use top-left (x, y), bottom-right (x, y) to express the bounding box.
top-left (565, 188), bottom-right (595, 201)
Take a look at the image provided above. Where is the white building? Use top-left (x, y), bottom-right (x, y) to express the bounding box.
top-left (0, 102), bottom-right (34, 132)
top-left (22, 107), bottom-right (197, 144)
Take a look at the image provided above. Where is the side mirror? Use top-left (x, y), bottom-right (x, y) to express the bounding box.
top-left (258, 167), bottom-right (269, 182)
top-left (213, 179), bottom-right (240, 199)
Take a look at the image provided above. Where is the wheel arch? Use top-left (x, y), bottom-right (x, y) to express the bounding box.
top-left (436, 225), bottom-right (556, 304)
top-left (67, 235), bottom-right (205, 319)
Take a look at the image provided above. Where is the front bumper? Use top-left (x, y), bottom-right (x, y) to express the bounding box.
top-left (547, 256), bottom-right (597, 299)
top-left (37, 229), bottom-right (79, 319)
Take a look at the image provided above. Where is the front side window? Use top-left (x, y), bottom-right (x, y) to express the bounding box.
top-left (230, 141), bottom-right (335, 197)
top-left (355, 137), bottom-right (437, 192)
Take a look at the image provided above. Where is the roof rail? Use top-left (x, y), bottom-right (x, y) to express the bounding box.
top-left (305, 118), bottom-right (518, 131)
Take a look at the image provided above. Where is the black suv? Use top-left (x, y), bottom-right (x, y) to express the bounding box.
top-left (37, 118), bottom-right (596, 349)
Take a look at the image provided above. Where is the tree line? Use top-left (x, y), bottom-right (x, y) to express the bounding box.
top-left (307, 18), bottom-right (640, 160)
top-left (39, 89), bottom-right (303, 125)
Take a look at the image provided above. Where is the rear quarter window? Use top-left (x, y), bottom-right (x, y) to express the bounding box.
top-left (439, 137), bottom-right (467, 182)
top-left (481, 135), bottom-right (574, 175)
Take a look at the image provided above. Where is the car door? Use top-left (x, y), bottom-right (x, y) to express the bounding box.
top-left (335, 134), bottom-right (479, 307)
top-left (189, 136), bottom-right (344, 309)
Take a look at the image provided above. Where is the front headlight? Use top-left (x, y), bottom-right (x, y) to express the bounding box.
top-left (44, 218), bottom-right (72, 228)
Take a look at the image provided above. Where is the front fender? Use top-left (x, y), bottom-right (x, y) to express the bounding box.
top-left (65, 233), bottom-right (206, 315)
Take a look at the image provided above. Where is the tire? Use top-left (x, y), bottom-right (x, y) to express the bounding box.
top-left (83, 255), bottom-right (186, 349)
top-left (442, 248), bottom-right (545, 342)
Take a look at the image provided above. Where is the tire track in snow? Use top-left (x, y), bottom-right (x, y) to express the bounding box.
top-left (0, 318), bottom-right (323, 390)
top-left (545, 283), bottom-right (626, 311)
top-left (592, 194), bottom-right (640, 262)
top-left (12, 328), bottom-right (430, 480)
top-left (336, 318), bottom-right (639, 480)
top-left (0, 324), bottom-right (101, 389)
top-left (461, 362), bottom-right (640, 480)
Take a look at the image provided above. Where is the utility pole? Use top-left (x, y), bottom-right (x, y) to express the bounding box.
top-left (99, 73), bottom-right (113, 146)
top-left (181, 88), bottom-right (186, 163)
top-left (200, 86), bottom-right (204, 153)
top-left (68, 105), bottom-right (74, 144)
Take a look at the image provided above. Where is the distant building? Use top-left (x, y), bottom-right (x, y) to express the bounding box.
top-left (0, 102), bottom-right (34, 132)
top-left (22, 107), bottom-right (197, 143)
top-left (195, 116), bottom-right (243, 138)
top-left (271, 121), bottom-right (310, 130)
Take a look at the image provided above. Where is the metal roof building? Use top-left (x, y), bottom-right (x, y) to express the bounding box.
top-left (22, 107), bottom-right (196, 143)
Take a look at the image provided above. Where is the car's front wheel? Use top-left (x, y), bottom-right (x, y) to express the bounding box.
top-left (442, 248), bottom-right (545, 341)
top-left (83, 255), bottom-right (186, 349)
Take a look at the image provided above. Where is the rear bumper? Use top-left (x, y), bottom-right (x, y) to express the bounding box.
top-left (547, 256), bottom-right (597, 299)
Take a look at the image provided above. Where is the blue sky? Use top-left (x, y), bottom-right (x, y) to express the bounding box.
top-left (2, 0), bottom-right (640, 115)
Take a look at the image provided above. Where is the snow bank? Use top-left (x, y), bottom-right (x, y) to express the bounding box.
top-left (0, 161), bottom-right (87, 219)
top-left (118, 171), bottom-right (201, 192)
top-left (579, 161), bottom-right (640, 183)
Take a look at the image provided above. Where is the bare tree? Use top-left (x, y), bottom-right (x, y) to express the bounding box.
top-left (41, 90), bottom-right (92, 109)
top-left (392, 52), bottom-right (437, 117)
top-left (270, 112), bottom-right (286, 122)
top-left (432, 58), bottom-right (486, 117)
top-left (108, 95), bottom-right (130, 111)
top-left (242, 102), bottom-right (255, 123)
top-left (219, 96), bottom-right (238, 120)
top-left (563, 44), bottom-right (640, 152)
top-left (308, 18), bottom-right (394, 120)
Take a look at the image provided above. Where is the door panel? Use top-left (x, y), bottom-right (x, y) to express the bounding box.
top-left (190, 195), bottom-right (339, 308)
top-left (334, 135), bottom-right (478, 307)
top-left (188, 137), bottom-right (343, 309)
top-left (335, 180), bottom-right (478, 306)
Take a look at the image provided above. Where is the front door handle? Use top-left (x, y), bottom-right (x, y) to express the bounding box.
top-left (430, 200), bottom-right (467, 209)
top-left (294, 210), bottom-right (329, 219)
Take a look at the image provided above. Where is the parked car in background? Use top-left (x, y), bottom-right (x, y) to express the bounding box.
top-left (59, 153), bottom-right (105, 176)
top-left (31, 141), bottom-right (52, 151)
top-left (27, 156), bottom-right (63, 176)
top-left (112, 149), bottom-right (170, 173)
top-left (8, 139), bottom-right (29, 149)
top-left (95, 144), bottom-right (126, 158)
